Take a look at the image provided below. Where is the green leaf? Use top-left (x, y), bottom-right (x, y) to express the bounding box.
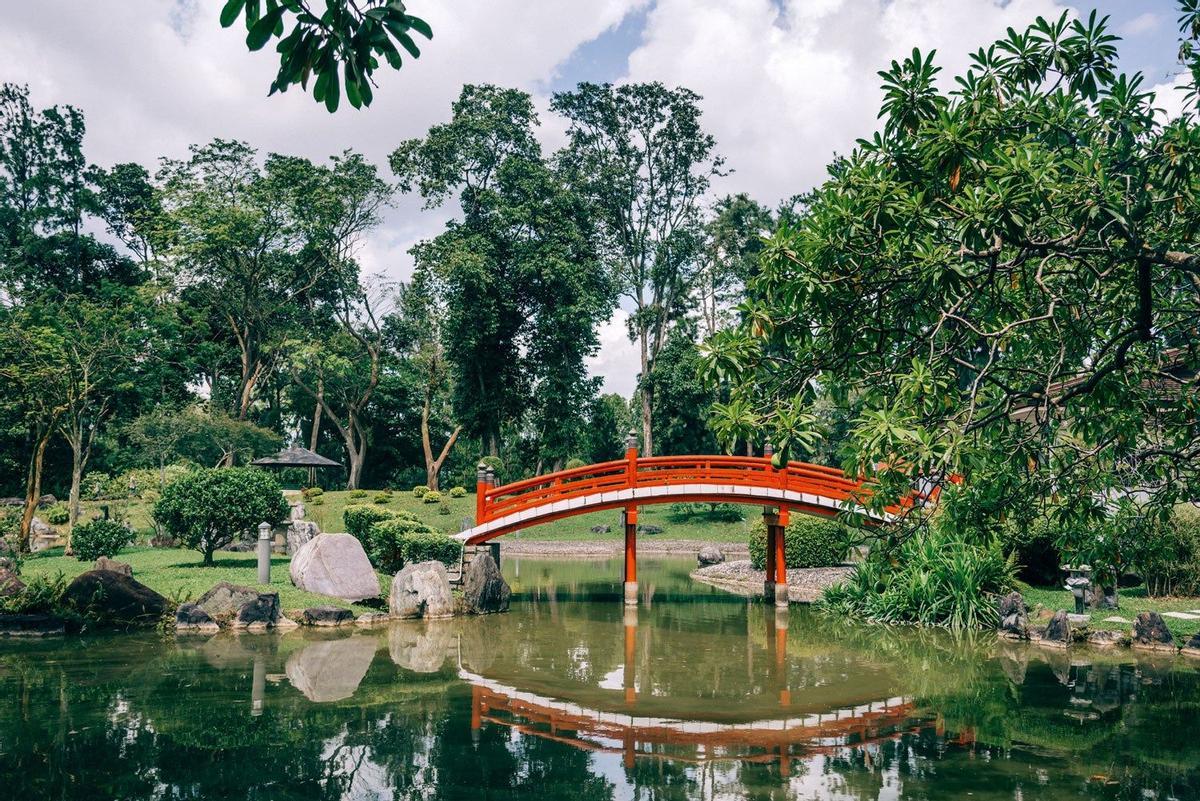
top-left (407, 15), bottom-right (433, 39)
top-left (246, 9), bottom-right (282, 51)
top-left (323, 70), bottom-right (340, 113)
top-left (219, 0), bottom-right (246, 28)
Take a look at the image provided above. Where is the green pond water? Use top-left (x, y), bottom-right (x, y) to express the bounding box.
top-left (2, 556), bottom-right (1200, 800)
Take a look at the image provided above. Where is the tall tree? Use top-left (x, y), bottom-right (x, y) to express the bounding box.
top-left (552, 82), bottom-right (723, 455)
top-left (696, 194), bottom-right (773, 338)
top-left (393, 84), bottom-right (613, 462)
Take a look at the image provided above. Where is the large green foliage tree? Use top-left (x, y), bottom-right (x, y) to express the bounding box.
top-left (392, 85), bottom-right (613, 464)
top-left (705, 9), bottom-right (1200, 542)
top-left (553, 82), bottom-right (723, 456)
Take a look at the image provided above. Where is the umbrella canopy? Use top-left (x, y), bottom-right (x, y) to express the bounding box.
top-left (251, 445), bottom-right (342, 469)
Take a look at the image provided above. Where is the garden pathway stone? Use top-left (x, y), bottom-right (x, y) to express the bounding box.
top-left (1161, 611), bottom-right (1200, 620)
top-left (1102, 616), bottom-right (1130, 624)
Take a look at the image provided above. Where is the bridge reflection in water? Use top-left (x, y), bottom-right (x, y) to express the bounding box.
top-left (460, 606), bottom-right (946, 774)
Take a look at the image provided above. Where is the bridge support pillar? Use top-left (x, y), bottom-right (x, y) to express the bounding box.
top-left (763, 511), bottom-right (789, 605)
top-left (623, 605), bottom-right (638, 704)
top-left (623, 508), bottom-right (638, 606)
top-left (773, 508), bottom-right (789, 607)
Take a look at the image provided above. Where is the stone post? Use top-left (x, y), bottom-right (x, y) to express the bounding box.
top-left (257, 522), bottom-right (272, 585)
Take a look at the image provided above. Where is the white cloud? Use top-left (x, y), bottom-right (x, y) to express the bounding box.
top-left (623, 0), bottom-right (1072, 205)
top-left (1122, 11), bottom-right (1162, 37)
top-left (587, 310), bottom-right (641, 397)
top-left (1151, 72), bottom-right (1193, 122)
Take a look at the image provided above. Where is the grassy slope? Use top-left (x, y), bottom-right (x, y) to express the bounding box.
top-left (1018, 582), bottom-right (1200, 642)
top-left (21, 546), bottom-right (386, 615)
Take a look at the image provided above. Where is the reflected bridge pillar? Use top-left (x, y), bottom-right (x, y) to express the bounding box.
top-left (623, 507), bottom-right (638, 606)
top-left (623, 605), bottom-right (638, 705)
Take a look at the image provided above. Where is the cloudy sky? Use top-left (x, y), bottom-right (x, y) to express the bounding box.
top-left (0, 0), bottom-right (1185, 396)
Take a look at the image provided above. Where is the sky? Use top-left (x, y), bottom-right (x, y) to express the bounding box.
top-left (0, 0), bottom-right (1187, 397)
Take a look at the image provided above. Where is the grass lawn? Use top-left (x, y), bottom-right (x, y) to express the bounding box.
top-left (21, 546), bottom-right (387, 616)
top-left (81, 490), bottom-right (756, 544)
top-left (1018, 581), bottom-right (1200, 642)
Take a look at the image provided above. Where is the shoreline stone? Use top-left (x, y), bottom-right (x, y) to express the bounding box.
top-left (1132, 611), bottom-right (1175, 652)
top-left (390, 561), bottom-right (454, 619)
top-left (290, 533), bottom-right (380, 602)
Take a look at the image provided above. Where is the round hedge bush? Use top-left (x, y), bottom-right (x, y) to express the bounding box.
top-left (412, 485), bottom-right (429, 498)
top-left (301, 486), bottom-right (324, 499)
top-left (564, 458), bottom-right (587, 471)
top-left (448, 486), bottom-right (468, 498)
top-left (72, 519), bottom-right (134, 562)
top-left (343, 504), bottom-right (398, 543)
top-left (422, 490), bottom-right (442, 504)
top-left (366, 518), bottom-right (459, 573)
top-left (373, 491), bottom-right (393, 505)
top-left (348, 489), bottom-right (369, 500)
top-left (748, 516), bottom-right (848, 570)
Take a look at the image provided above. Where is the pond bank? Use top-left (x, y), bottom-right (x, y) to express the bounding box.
top-left (690, 559), bottom-right (852, 603)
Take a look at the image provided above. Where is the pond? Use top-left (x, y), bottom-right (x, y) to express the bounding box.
top-left (2, 556), bottom-right (1199, 800)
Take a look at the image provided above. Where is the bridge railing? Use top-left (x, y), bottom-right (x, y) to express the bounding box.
top-left (474, 453), bottom-right (908, 525)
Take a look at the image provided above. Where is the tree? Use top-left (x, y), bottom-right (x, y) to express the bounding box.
top-left (153, 467), bottom-right (289, 565)
top-left (393, 84), bottom-right (613, 463)
top-left (580, 393), bottom-right (631, 464)
top-left (697, 194), bottom-right (773, 338)
top-left (387, 276), bottom-right (461, 491)
top-left (553, 82), bottom-right (723, 455)
top-left (643, 325), bottom-right (718, 456)
top-left (704, 8), bottom-right (1200, 536)
top-left (218, 0), bottom-right (432, 112)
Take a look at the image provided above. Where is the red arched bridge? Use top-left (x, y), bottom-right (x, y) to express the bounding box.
top-left (456, 436), bottom-right (941, 606)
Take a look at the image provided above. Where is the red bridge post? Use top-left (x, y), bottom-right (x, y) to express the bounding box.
top-left (475, 462), bottom-right (489, 524)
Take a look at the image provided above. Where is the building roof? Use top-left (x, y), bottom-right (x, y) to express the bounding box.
top-left (251, 445), bottom-right (342, 468)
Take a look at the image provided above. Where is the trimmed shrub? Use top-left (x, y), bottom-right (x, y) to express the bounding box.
top-left (343, 504), bottom-right (398, 543)
top-left (44, 503), bottom-right (70, 526)
top-left (72, 519), bottom-right (134, 562)
top-left (748, 517), bottom-right (848, 570)
top-left (401, 530), bottom-right (462, 567)
top-left (448, 486), bottom-right (468, 498)
top-left (309, 496), bottom-right (324, 506)
top-left (301, 486), bottom-right (324, 500)
top-left (438, 501), bottom-right (451, 515)
top-left (564, 458), bottom-right (587, 471)
top-left (153, 468), bottom-right (289, 565)
top-left (349, 489), bottom-right (369, 500)
top-left (367, 518), bottom-right (439, 573)
top-left (818, 528), bottom-right (1015, 629)
top-left (373, 492), bottom-right (392, 505)
top-left (412, 485), bottom-right (430, 498)
top-left (422, 490), bottom-right (442, 504)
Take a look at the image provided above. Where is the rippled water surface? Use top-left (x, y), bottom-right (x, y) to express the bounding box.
top-left (3, 555), bottom-right (1200, 800)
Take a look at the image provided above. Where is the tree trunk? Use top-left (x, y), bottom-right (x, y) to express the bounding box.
top-left (421, 396), bottom-right (461, 493)
top-left (308, 379), bottom-right (323, 451)
top-left (18, 431), bottom-right (52, 553)
top-left (640, 385), bottom-right (654, 458)
top-left (66, 457), bottom-right (83, 555)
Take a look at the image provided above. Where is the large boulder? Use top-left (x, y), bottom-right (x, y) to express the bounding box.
top-left (390, 561), bottom-right (454, 619)
top-left (1042, 610), bottom-right (1071, 644)
top-left (63, 570), bottom-right (168, 625)
top-left (461, 553), bottom-right (511, 615)
top-left (195, 581), bottom-right (278, 625)
top-left (93, 556), bottom-right (132, 577)
top-left (0, 567), bottom-right (25, 597)
top-left (1132, 612), bottom-right (1175, 650)
top-left (697, 546), bottom-right (725, 566)
top-left (997, 591), bottom-right (1028, 639)
top-left (234, 593), bottom-right (281, 628)
top-left (286, 636), bottom-right (378, 702)
top-left (290, 533), bottom-right (380, 602)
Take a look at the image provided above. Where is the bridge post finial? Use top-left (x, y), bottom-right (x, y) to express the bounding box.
top-left (625, 429), bottom-right (638, 453)
top-left (763, 441), bottom-right (773, 459)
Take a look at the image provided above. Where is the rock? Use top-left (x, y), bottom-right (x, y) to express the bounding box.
top-left (286, 520), bottom-right (320, 555)
top-left (93, 556), bottom-right (132, 576)
top-left (224, 540), bottom-right (256, 553)
top-left (355, 612), bottom-right (391, 626)
top-left (1087, 629), bottom-right (1126, 648)
top-left (697, 546), bottom-right (725, 566)
top-left (0, 567), bottom-right (25, 597)
top-left (390, 561), bottom-right (454, 619)
top-left (38, 494), bottom-right (57, 507)
top-left (1042, 610), bottom-right (1071, 645)
top-left (289, 500), bottom-right (306, 522)
top-left (637, 524), bottom-right (663, 535)
top-left (389, 623), bottom-right (454, 672)
top-left (301, 605), bottom-right (354, 626)
top-left (174, 603), bottom-right (219, 633)
top-left (290, 533), bottom-right (380, 602)
top-left (233, 593), bottom-right (281, 628)
top-left (0, 613), bottom-right (66, 636)
top-left (590, 524), bottom-right (611, 534)
top-left (997, 591), bottom-right (1028, 639)
top-left (1132, 612), bottom-right (1175, 651)
top-left (286, 636), bottom-right (378, 702)
top-left (195, 581), bottom-right (279, 625)
top-left (461, 553), bottom-right (511, 615)
top-left (62, 570), bottom-right (168, 625)
top-left (30, 516), bottom-right (54, 536)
